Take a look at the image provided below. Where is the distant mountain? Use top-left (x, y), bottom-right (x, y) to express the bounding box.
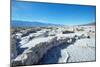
top-left (11, 20), bottom-right (62, 27)
top-left (85, 22), bottom-right (95, 26)
top-left (78, 22), bottom-right (96, 26)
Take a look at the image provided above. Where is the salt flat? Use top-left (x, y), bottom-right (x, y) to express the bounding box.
top-left (11, 25), bottom-right (96, 66)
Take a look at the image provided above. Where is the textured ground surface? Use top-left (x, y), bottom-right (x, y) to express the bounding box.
top-left (11, 25), bottom-right (96, 66)
top-left (39, 37), bottom-right (95, 64)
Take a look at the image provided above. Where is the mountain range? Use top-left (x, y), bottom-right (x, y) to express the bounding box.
top-left (78, 22), bottom-right (95, 26)
top-left (11, 20), bottom-right (60, 27)
top-left (11, 20), bottom-right (95, 27)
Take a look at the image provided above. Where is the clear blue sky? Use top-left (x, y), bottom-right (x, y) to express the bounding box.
top-left (12, 1), bottom-right (96, 25)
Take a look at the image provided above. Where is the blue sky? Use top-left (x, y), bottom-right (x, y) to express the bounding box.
top-left (12, 1), bottom-right (96, 25)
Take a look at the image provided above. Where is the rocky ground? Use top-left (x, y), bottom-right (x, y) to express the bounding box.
top-left (11, 25), bottom-right (96, 66)
top-left (39, 37), bottom-right (95, 64)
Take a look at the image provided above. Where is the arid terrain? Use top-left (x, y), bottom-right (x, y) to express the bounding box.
top-left (11, 25), bottom-right (95, 66)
